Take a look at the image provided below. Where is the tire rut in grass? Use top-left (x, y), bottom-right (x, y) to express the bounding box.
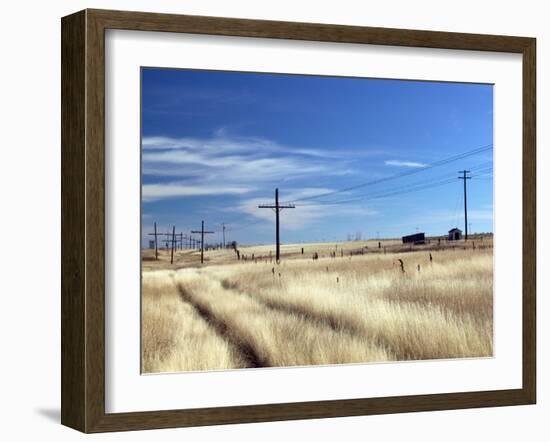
top-left (220, 278), bottom-right (360, 335)
top-left (176, 283), bottom-right (266, 368)
top-left (220, 278), bottom-right (405, 360)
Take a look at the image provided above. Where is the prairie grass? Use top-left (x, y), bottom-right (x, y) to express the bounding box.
top-left (173, 270), bottom-right (394, 368)
top-left (142, 246), bottom-right (493, 373)
top-left (142, 271), bottom-right (247, 373)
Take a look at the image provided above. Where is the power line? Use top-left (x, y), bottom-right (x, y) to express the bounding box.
top-left (298, 170), bottom-right (465, 206)
top-left (470, 167), bottom-right (493, 178)
top-left (183, 146), bottom-right (493, 236)
top-left (280, 143), bottom-right (493, 204)
top-left (469, 161), bottom-right (494, 171)
top-left (222, 164), bottom-right (493, 233)
top-left (298, 170), bottom-right (462, 206)
top-left (295, 158), bottom-right (493, 207)
top-left (301, 176), bottom-right (459, 207)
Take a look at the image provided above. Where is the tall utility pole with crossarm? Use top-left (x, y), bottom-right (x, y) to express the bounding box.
top-left (258, 188), bottom-right (295, 262)
top-left (458, 170), bottom-right (471, 240)
top-left (191, 220), bottom-right (214, 264)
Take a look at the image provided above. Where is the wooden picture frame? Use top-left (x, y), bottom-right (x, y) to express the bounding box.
top-left (61, 8), bottom-right (536, 433)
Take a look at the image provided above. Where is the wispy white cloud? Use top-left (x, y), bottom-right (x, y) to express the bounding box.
top-left (141, 133), bottom-right (357, 187)
top-left (142, 135), bottom-right (338, 159)
top-left (385, 160), bottom-right (428, 168)
top-left (231, 188), bottom-right (377, 230)
top-left (142, 183), bottom-right (252, 202)
top-left (141, 133), bottom-right (391, 228)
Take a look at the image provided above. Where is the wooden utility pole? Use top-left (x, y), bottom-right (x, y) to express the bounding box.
top-left (458, 170), bottom-right (471, 240)
top-left (170, 226), bottom-right (176, 264)
top-left (153, 222), bottom-right (158, 260)
top-left (222, 223), bottom-right (226, 248)
top-left (147, 222), bottom-right (167, 260)
top-left (148, 226), bottom-right (178, 263)
top-left (258, 188), bottom-right (295, 262)
top-left (191, 221), bottom-right (214, 264)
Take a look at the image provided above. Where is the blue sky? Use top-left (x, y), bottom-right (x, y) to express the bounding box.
top-left (141, 68), bottom-right (493, 246)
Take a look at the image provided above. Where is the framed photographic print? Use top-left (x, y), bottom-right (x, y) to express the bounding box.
top-left (61, 9), bottom-right (536, 433)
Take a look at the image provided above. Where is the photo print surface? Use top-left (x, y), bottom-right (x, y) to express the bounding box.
top-left (140, 68), bottom-right (494, 374)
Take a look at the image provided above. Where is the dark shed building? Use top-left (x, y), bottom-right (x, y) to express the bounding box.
top-left (448, 227), bottom-right (462, 241)
top-left (402, 232), bottom-right (425, 245)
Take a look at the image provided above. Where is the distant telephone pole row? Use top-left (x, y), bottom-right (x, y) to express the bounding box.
top-left (147, 188), bottom-right (296, 265)
top-left (148, 222), bottom-right (198, 263)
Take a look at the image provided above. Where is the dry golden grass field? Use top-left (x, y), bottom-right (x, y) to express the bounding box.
top-left (142, 238), bottom-right (493, 374)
